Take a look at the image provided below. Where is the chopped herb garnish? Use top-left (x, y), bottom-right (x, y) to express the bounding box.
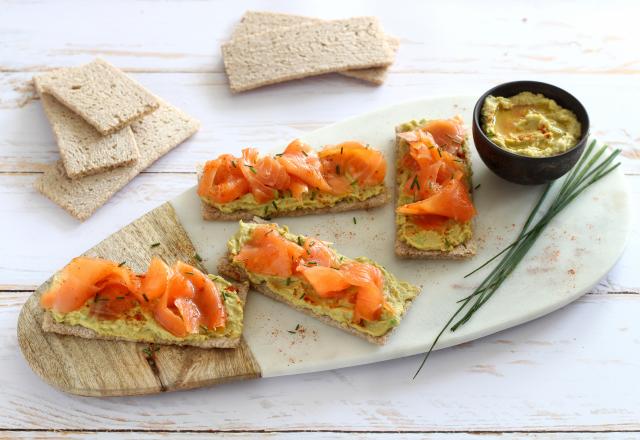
top-left (200, 325), bottom-right (208, 333)
top-left (118, 261), bottom-right (126, 267)
top-left (231, 160), bottom-right (237, 168)
top-left (245, 164), bottom-right (257, 174)
top-left (300, 293), bottom-right (305, 300)
top-left (302, 150), bottom-right (308, 157)
top-left (116, 296), bottom-right (125, 300)
top-left (287, 330), bottom-right (296, 334)
top-left (297, 236), bottom-right (303, 246)
top-left (272, 200), bottom-right (278, 210)
top-left (340, 146), bottom-right (344, 155)
top-left (275, 153), bottom-right (283, 157)
top-left (310, 191), bottom-right (317, 200)
top-left (437, 149), bottom-right (442, 158)
top-left (295, 324), bottom-right (301, 330)
top-left (222, 292), bottom-right (230, 301)
top-left (353, 217), bottom-right (357, 225)
top-left (336, 165), bottom-right (341, 175)
top-left (305, 261), bottom-right (318, 266)
top-left (194, 253), bottom-right (203, 262)
top-left (410, 175), bottom-right (420, 190)
top-left (474, 183), bottom-right (481, 190)
top-left (150, 242), bottom-right (160, 248)
top-left (142, 293), bottom-right (149, 302)
top-left (286, 277), bottom-right (291, 286)
top-left (263, 206), bottom-right (269, 216)
top-left (265, 229), bottom-right (274, 236)
top-left (185, 271), bottom-right (194, 275)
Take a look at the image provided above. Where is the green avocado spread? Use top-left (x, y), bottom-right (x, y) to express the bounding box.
top-left (228, 221), bottom-right (420, 338)
top-left (395, 119), bottom-right (473, 251)
top-left (481, 91), bottom-right (581, 157)
top-left (49, 275), bottom-right (245, 343)
top-left (203, 184), bottom-right (386, 217)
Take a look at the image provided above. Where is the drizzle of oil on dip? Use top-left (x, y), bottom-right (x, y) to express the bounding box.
top-left (481, 91), bottom-right (581, 157)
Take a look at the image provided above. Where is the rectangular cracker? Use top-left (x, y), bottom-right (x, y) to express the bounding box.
top-left (394, 123), bottom-right (476, 259)
top-left (34, 73), bottom-right (139, 179)
top-left (42, 281), bottom-right (248, 349)
top-left (39, 58), bottom-right (159, 135)
top-left (35, 100), bottom-right (200, 221)
top-left (230, 11), bottom-right (399, 85)
top-left (221, 17), bottom-right (396, 92)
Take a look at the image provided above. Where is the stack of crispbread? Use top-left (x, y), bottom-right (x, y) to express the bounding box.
top-left (34, 58), bottom-right (200, 221)
top-left (222, 11), bottom-right (399, 92)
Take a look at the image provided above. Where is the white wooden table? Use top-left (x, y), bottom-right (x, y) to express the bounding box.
top-left (1, 1), bottom-right (638, 438)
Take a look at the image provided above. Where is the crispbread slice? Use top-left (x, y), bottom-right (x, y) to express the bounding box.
top-left (218, 257), bottom-right (417, 345)
top-left (35, 100), bottom-right (200, 220)
top-left (221, 17), bottom-right (395, 92)
top-left (33, 73), bottom-right (139, 179)
top-left (42, 281), bottom-right (249, 348)
top-left (394, 122), bottom-right (476, 259)
top-left (40, 58), bottom-right (159, 135)
top-left (200, 188), bottom-right (390, 221)
top-left (230, 11), bottom-right (399, 85)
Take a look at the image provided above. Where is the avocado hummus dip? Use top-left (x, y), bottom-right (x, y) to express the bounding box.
top-left (223, 221), bottom-right (420, 343)
top-left (481, 91), bottom-right (581, 157)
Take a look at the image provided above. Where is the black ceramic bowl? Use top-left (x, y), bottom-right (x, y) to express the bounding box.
top-left (472, 81), bottom-right (590, 185)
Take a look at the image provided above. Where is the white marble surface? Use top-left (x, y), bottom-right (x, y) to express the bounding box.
top-left (0, 0), bottom-right (638, 438)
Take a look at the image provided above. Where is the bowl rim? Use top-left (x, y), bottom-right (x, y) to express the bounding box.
top-left (472, 80), bottom-right (591, 161)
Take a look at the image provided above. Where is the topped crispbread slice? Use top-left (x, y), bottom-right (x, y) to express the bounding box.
top-left (34, 73), bottom-right (140, 179)
top-left (221, 17), bottom-right (395, 92)
top-left (230, 11), bottom-right (399, 85)
top-left (394, 119), bottom-right (476, 259)
top-left (40, 58), bottom-right (159, 135)
top-left (42, 278), bottom-right (249, 349)
top-left (219, 221), bottom-right (421, 345)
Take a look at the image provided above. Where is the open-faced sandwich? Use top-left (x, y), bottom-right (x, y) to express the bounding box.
top-left (218, 221), bottom-right (420, 345)
top-left (40, 257), bottom-right (248, 348)
top-left (197, 139), bottom-right (390, 220)
top-left (395, 117), bottom-right (477, 259)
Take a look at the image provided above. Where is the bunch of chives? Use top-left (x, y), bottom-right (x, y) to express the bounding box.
top-left (414, 141), bottom-right (621, 378)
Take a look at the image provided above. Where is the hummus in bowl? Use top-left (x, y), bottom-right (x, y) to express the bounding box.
top-left (481, 91), bottom-right (582, 158)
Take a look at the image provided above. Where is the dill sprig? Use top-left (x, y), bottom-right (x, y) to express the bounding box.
top-left (414, 141), bottom-right (621, 378)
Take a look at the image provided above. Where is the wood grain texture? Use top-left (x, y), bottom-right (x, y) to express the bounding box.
top-left (16, 202), bottom-right (261, 396)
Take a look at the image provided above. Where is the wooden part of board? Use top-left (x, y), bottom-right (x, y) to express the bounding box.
top-left (16, 202), bottom-right (262, 397)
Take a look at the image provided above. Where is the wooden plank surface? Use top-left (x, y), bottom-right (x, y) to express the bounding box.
top-left (0, 0), bottom-right (638, 437)
top-left (17, 203), bottom-right (260, 396)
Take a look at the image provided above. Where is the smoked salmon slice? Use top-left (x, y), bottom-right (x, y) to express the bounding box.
top-left (234, 225), bottom-right (305, 277)
top-left (319, 142), bottom-right (386, 195)
top-left (277, 140), bottom-right (332, 193)
top-left (40, 257), bottom-right (139, 313)
top-left (397, 179), bottom-right (476, 221)
top-left (197, 154), bottom-right (250, 203)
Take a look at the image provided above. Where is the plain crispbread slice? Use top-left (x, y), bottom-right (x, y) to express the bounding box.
top-left (40, 58), bottom-right (159, 135)
top-left (200, 188), bottom-right (390, 221)
top-left (34, 74), bottom-right (140, 179)
top-left (42, 281), bottom-right (248, 349)
top-left (394, 122), bottom-right (476, 259)
top-left (221, 17), bottom-right (395, 92)
top-left (35, 100), bottom-right (200, 220)
top-left (218, 256), bottom-right (417, 346)
top-left (230, 11), bottom-right (399, 85)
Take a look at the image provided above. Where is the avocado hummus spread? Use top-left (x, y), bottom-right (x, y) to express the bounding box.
top-left (204, 184), bottom-right (386, 216)
top-left (481, 91), bottom-right (581, 157)
top-left (49, 276), bottom-right (244, 342)
top-left (228, 222), bottom-right (420, 337)
top-left (396, 119), bottom-right (473, 252)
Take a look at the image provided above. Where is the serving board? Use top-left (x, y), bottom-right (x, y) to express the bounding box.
top-left (18, 96), bottom-right (631, 396)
